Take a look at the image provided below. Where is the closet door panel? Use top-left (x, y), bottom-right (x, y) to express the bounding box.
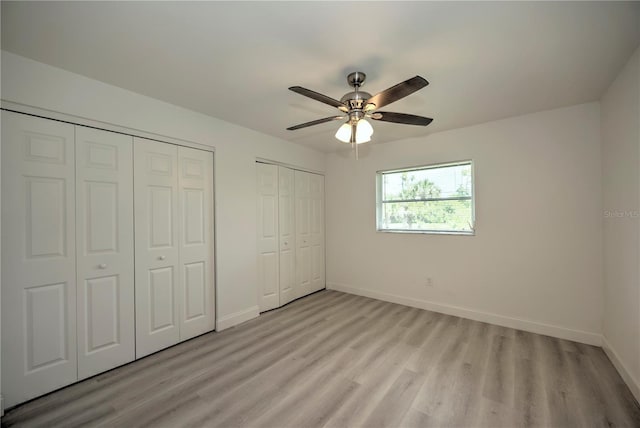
top-left (278, 167), bottom-right (296, 306)
top-left (257, 163), bottom-right (279, 311)
top-left (309, 173), bottom-right (326, 293)
top-left (76, 127), bottom-right (134, 380)
top-left (295, 171), bottom-right (312, 298)
top-left (178, 146), bottom-right (215, 340)
top-left (134, 138), bottom-right (180, 358)
top-left (1, 111), bottom-right (77, 407)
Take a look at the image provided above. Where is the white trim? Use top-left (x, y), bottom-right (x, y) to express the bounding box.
top-left (377, 159), bottom-right (473, 175)
top-left (375, 160), bottom-right (475, 235)
top-left (602, 336), bottom-right (640, 404)
top-left (255, 158), bottom-right (324, 176)
top-left (216, 306), bottom-right (260, 331)
top-left (327, 282), bottom-right (602, 346)
top-left (1, 101), bottom-right (214, 152)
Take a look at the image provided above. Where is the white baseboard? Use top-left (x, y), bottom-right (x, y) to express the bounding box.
top-left (602, 336), bottom-right (640, 404)
top-left (327, 282), bottom-right (602, 346)
top-left (216, 306), bottom-right (260, 331)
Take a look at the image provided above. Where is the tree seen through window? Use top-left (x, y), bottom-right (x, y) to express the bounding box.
top-left (378, 162), bottom-right (473, 233)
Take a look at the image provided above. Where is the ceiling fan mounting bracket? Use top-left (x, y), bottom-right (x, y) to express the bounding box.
top-left (347, 71), bottom-right (366, 88)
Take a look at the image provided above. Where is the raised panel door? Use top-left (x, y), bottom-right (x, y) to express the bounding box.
top-left (178, 146), bottom-right (214, 340)
top-left (134, 138), bottom-right (180, 358)
top-left (295, 170), bottom-right (312, 298)
top-left (1, 111), bottom-right (77, 407)
top-left (309, 173), bottom-right (325, 293)
top-left (75, 127), bottom-right (134, 379)
top-left (278, 166), bottom-right (296, 306)
top-left (257, 163), bottom-right (279, 311)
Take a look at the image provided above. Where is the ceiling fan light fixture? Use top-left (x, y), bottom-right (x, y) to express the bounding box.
top-left (288, 72), bottom-right (432, 152)
top-left (335, 122), bottom-right (352, 143)
top-left (356, 118), bottom-right (373, 140)
top-left (335, 119), bottom-right (373, 144)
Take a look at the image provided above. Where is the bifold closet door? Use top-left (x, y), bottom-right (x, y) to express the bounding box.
top-left (278, 166), bottom-right (296, 306)
top-left (1, 112), bottom-right (78, 407)
top-left (295, 170), bottom-right (313, 298)
top-left (309, 173), bottom-right (325, 293)
top-left (257, 163), bottom-right (279, 312)
top-left (177, 146), bottom-right (215, 341)
top-left (257, 165), bottom-right (324, 311)
top-left (134, 138), bottom-right (181, 358)
top-left (75, 127), bottom-right (135, 380)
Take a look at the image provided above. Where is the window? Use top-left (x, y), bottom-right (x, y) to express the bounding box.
top-left (376, 161), bottom-right (474, 234)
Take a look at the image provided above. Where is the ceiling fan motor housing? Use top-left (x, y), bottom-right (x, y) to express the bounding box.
top-left (342, 71), bottom-right (371, 112)
top-left (340, 91), bottom-right (372, 111)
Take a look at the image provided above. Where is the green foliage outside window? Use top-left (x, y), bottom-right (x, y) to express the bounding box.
top-left (378, 162), bottom-right (474, 233)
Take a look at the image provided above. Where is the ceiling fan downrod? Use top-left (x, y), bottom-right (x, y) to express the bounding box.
top-left (342, 72), bottom-right (372, 148)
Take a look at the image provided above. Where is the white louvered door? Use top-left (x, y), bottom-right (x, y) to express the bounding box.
top-left (76, 127), bottom-right (135, 380)
top-left (1, 111), bottom-right (78, 407)
top-left (134, 138), bottom-right (181, 358)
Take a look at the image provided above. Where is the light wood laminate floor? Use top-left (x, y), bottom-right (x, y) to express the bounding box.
top-left (3, 290), bottom-right (640, 427)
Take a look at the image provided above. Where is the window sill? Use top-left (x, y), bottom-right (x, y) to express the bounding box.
top-left (376, 229), bottom-right (475, 236)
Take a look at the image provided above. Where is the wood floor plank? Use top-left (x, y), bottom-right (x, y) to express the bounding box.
top-left (3, 290), bottom-right (639, 428)
top-left (245, 348), bottom-right (360, 428)
top-left (411, 317), bottom-right (474, 418)
top-left (583, 345), bottom-right (640, 424)
top-left (482, 326), bottom-right (516, 407)
top-left (537, 334), bottom-right (586, 427)
top-left (413, 319), bottom-right (490, 427)
top-left (513, 330), bottom-right (548, 427)
top-left (361, 368), bottom-right (426, 428)
top-left (399, 407), bottom-right (441, 428)
top-left (321, 341), bottom-right (417, 427)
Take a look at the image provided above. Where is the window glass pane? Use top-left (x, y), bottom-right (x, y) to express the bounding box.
top-left (380, 199), bottom-right (473, 232)
top-left (382, 163), bottom-right (472, 201)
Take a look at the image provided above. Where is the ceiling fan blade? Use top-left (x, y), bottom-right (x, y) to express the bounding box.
top-left (364, 76), bottom-right (429, 111)
top-left (289, 86), bottom-right (349, 112)
top-left (286, 115), bottom-right (345, 131)
top-left (370, 111), bottom-right (433, 126)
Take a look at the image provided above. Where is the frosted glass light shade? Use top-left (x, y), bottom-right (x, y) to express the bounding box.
top-left (356, 119), bottom-right (373, 140)
top-left (335, 123), bottom-right (351, 143)
top-left (335, 119), bottom-right (374, 144)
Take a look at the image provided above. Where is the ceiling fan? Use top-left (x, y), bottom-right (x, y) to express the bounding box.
top-left (286, 71), bottom-right (433, 151)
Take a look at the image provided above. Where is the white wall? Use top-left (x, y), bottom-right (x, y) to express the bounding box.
top-left (326, 102), bottom-right (603, 345)
top-left (601, 45), bottom-right (640, 401)
top-left (0, 51), bottom-right (326, 328)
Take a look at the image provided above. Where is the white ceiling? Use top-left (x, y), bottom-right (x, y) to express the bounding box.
top-left (2, 1), bottom-right (639, 152)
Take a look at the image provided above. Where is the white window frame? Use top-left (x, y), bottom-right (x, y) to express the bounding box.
top-left (376, 160), bottom-right (475, 235)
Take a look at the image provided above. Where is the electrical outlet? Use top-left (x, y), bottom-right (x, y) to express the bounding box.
top-left (426, 277), bottom-right (433, 287)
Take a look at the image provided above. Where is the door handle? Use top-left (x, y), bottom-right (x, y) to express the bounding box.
top-left (98, 263), bottom-right (108, 269)
top-left (158, 255), bottom-right (166, 261)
